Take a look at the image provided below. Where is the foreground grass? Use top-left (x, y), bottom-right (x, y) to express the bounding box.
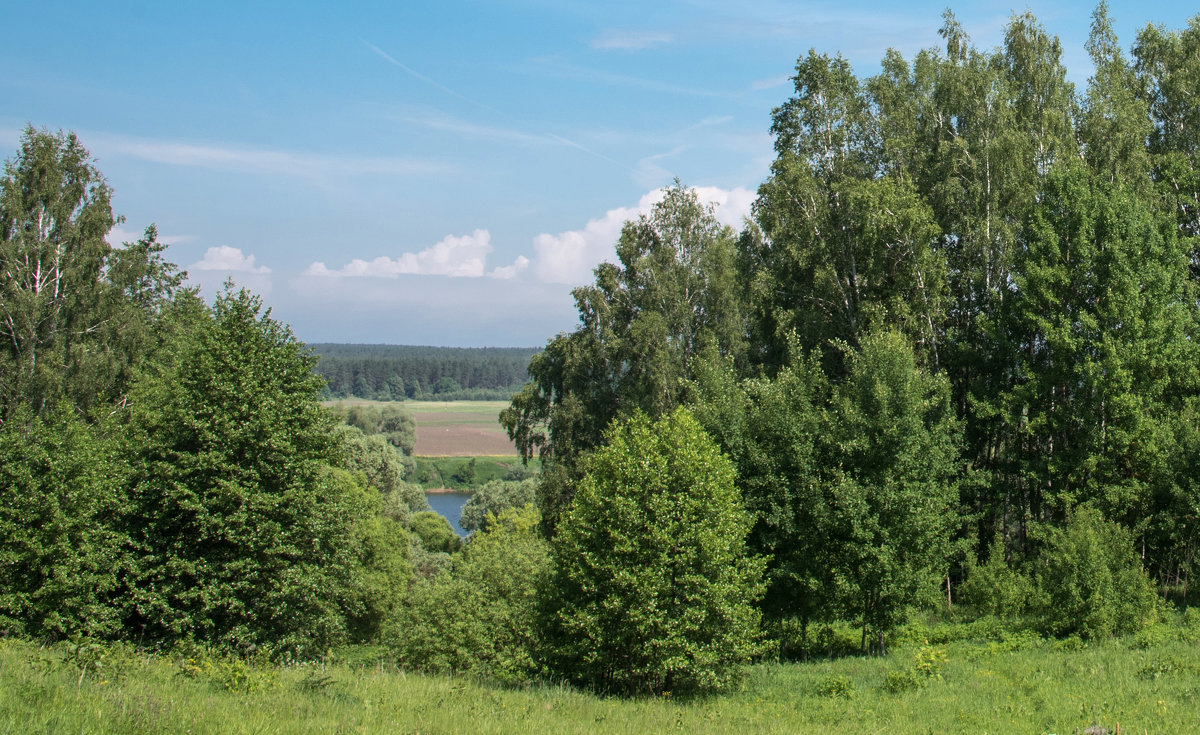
top-left (4, 633), bottom-right (1198, 734)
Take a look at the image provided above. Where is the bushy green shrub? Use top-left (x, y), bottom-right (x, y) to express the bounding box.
top-left (815, 674), bottom-right (855, 698)
top-left (409, 511), bottom-right (462, 554)
top-left (339, 484), bottom-right (412, 641)
top-left (389, 506), bottom-right (549, 685)
top-left (1032, 507), bottom-right (1158, 639)
top-left (546, 409), bottom-right (766, 696)
top-left (0, 405), bottom-right (127, 639)
top-left (334, 423), bottom-right (424, 519)
top-left (460, 479), bottom-right (537, 534)
top-left (884, 644), bottom-right (945, 693)
top-left (960, 535), bottom-right (1037, 618)
top-left (122, 289), bottom-right (381, 657)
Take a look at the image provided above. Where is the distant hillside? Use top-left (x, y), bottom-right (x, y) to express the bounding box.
top-left (309, 344), bottom-right (539, 401)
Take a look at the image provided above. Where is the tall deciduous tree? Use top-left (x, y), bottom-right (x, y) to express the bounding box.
top-left (502, 182), bottom-right (745, 535)
top-left (820, 330), bottom-right (960, 652)
top-left (0, 127), bottom-right (182, 421)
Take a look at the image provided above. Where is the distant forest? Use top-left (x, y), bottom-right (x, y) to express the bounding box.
top-left (311, 344), bottom-right (540, 401)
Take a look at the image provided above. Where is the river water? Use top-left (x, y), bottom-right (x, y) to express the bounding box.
top-left (425, 491), bottom-right (471, 536)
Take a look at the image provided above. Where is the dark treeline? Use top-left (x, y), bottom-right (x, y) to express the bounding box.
top-left (311, 344), bottom-right (540, 400)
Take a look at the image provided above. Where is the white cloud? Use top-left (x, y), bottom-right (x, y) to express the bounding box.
top-left (306, 229), bottom-right (493, 278)
top-left (751, 74), bottom-right (792, 92)
top-left (531, 192), bottom-right (659, 285)
top-left (692, 185), bottom-right (755, 230)
top-left (301, 186), bottom-right (754, 290)
top-left (190, 245), bottom-right (271, 274)
top-left (529, 185), bottom-right (754, 285)
top-left (490, 255), bottom-right (530, 280)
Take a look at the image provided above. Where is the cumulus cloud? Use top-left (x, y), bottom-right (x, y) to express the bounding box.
top-left (490, 255), bottom-right (530, 280)
top-left (190, 245), bottom-right (271, 274)
top-left (692, 185), bottom-right (756, 230)
top-left (529, 185), bottom-right (755, 285)
top-left (305, 229), bottom-right (493, 278)
top-left (300, 185), bottom-right (754, 290)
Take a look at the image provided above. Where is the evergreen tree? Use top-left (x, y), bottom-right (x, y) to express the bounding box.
top-left (122, 288), bottom-right (377, 655)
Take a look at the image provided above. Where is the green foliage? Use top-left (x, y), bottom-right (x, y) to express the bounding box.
top-left (546, 409), bottom-right (766, 696)
top-left (0, 405), bottom-right (127, 638)
top-left (960, 536), bottom-right (1037, 618)
top-left (688, 344), bottom-right (830, 632)
top-left (122, 287), bottom-right (375, 656)
top-left (821, 330), bottom-right (961, 649)
top-left (451, 457), bottom-right (478, 485)
top-left (337, 480), bottom-right (412, 642)
top-left (389, 506), bottom-right (549, 685)
top-left (334, 423), bottom-right (426, 523)
top-left (312, 344), bottom-right (538, 401)
top-left (814, 673), bottom-right (854, 698)
top-left (1031, 507), bottom-right (1159, 639)
top-left (0, 127), bottom-right (182, 421)
top-left (411, 456), bottom-right (529, 490)
top-left (460, 478), bottom-right (537, 534)
top-left (409, 511), bottom-right (462, 554)
top-left (328, 402), bottom-right (416, 455)
top-left (884, 644), bottom-right (946, 693)
top-left (502, 183), bottom-right (747, 536)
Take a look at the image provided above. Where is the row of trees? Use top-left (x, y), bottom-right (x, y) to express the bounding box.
top-left (0, 127), bottom-right (433, 655)
top-left (6, 2), bottom-right (1197, 699)
top-left (0, 125), bottom-right (756, 697)
top-left (312, 344), bottom-right (539, 401)
top-left (504, 4), bottom-right (1193, 654)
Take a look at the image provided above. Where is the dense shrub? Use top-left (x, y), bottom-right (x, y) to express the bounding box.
top-left (0, 405), bottom-right (127, 638)
top-left (410, 511), bottom-right (462, 554)
top-left (122, 289), bottom-right (381, 656)
top-left (460, 479), bottom-right (537, 534)
top-left (960, 535), bottom-right (1037, 618)
top-left (335, 423), bottom-right (426, 523)
top-left (1032, 507), bottom-right (1158, 639)
top-left (546, 409), bottom-right (766, 696)
top-left (389, 506), bottom-right (549, 685)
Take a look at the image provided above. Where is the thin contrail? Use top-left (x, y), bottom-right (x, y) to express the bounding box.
top-left (363, 39), bottom-right (630, 172)
top-left (363, 40), bottom-right (505, 116)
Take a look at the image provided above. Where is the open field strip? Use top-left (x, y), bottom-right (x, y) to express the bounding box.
top-left (3, 635), bottom-right (1197, 734)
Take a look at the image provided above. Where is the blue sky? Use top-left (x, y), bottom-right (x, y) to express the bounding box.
top-left (3, 1), bottom-right (1196, 346)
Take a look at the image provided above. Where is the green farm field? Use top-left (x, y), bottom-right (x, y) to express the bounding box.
top-left (5, 628), bottom-right (1199, 734)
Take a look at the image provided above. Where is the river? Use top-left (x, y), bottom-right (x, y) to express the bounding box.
top-left (425, 491), bottom-right (471, 536)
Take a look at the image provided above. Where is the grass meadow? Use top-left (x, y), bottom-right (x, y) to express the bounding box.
top-left (5, 627), bottom-right (1199, 734)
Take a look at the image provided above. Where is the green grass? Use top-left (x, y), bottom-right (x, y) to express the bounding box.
top-left (4, 632), bottom-right (1199, 734)
top-left (413, 456), bottom-right (539, 489)
top-left (405, 400), bottom-right (511, 417)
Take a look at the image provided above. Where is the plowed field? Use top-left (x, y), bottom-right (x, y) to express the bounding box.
top-left (409, 401), bottom-right (518, 457)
